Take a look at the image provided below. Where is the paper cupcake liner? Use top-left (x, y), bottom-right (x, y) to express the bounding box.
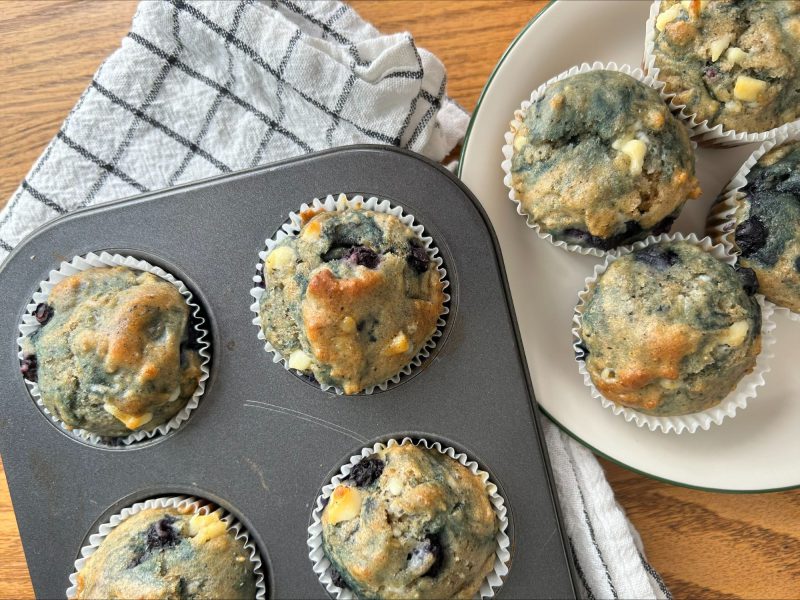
top-left (249, 193), bottom-right (450, 395)
top-left (307, 437), bottom-right (511, 599)
top-left (66, 495), bottom-right (266, 599)
top-left (707, 127), bottom-right (800, 322)
top-left (501, 61), bottom-right (696, 257)
top-left (643, 0), bottom-right (800, 147)
top-left (573, 232), bottom-right (776, 434)
top-left (17, 251), bottom-right (211, 447)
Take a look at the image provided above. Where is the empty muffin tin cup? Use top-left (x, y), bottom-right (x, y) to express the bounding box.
top-left (707, 127), bottom-right (800, 322)
top-left (66, 495), bottom-right (266, 599)
top-left (250, 193), bottom-right (450, 395)
top-left (307, 437), bottom-right (511, 599)
top-left (17, 251), bottom-right (211, 447)
top-left (573, 232), bottom-right (776, 434)
top-left (501, 60), bottom-right (697, 257)
top-left (643, 0), bottom-right (800, 147)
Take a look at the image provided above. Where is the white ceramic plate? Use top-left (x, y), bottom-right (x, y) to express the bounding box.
top-left (459, 0), bottom-right (800, 491)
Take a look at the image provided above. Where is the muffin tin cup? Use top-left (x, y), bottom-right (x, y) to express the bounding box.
top-left (573, 232), bottom-right (777, 434)
top-left (65, 495), bottom-right (266, 599)
top-left (249, 193), bottom-right (450, 395)
top-left (643, 0), bottom-right (800, 147)
top-left (707, 126), bottom-right (800, 322)
top-left (501, 60), bottom-right (697, 258)
top-left (307, 437), bottom-right (511, 599)
top-left (17, 251), bottom-right (211, 447)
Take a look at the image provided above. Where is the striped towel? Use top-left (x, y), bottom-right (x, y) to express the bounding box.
top-left (1, 2), bottom-right (669, 598)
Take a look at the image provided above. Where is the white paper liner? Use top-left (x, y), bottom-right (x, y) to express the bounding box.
top-left (307, 437), bottom-right (511, 599)
top-left (573, 233), bottom-right (776, 434)
top-left (501, 61), bottom-right (697, 257)
top-left (17, 251), bottom-right (211, 446)
top-left (707, 126), bottom-right (800, 321)
top-left (643, 0), bottom-right (800, 147)
top-left (66, 495), bottom-right (266, 599)
top-left (249, 193), bottom-right (450, 395)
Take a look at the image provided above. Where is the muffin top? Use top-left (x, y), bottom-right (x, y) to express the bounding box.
top-left (579, 241), bottom-right (761, 415)
top-left (75, 506), bottom-right (256, 599)
top-left (23, 267), bottom-right (202, 438)
top-left (259, 208), bottom-right (445, 394)
top-left (321, 444), bottom-right (498, 599)
top-left (509, 70), bottom-right (700, 250)
top-left (731, 140), bottom-right (800, 312)
top-left (652, 0), bottom-right (800, 133)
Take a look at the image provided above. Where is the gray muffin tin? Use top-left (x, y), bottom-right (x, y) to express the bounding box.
top-left (0, 146), bottom-right (576, 598)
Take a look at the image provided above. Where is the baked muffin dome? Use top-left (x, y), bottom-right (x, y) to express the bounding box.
top-left (22, 267), bottom-right (202, 438)
top-left (578, 241), bottom-right (761, 416)
top-left (729, 141), bottom-right (800, 312)
top-left (651, 0), bottom-right (800, 133)
top-left (509, 70), bottom-right (701, 251)
top-left (259, 209), bottom-right (445, 394)
top-left (75, 506), bottom-right (255, 599)
top-left (321, 444), bottom-right (498, 599)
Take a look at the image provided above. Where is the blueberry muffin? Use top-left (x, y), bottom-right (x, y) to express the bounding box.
top-left (651, 0), bottom-right (800, 133)
top-left (20, 267), bottom-right (203, 438)
top-left (726, 141), bottom-right (800, 312)
top-left (321, 444), bottom-right (498, 599)
top-left (259, 209), bottom-right (445, 394)
top-left (509, 70), bottom-right (701, 251)
top-left (75, 506), bottom-right (256, 599)
top-left (578, 241), bottom-right (761, 415)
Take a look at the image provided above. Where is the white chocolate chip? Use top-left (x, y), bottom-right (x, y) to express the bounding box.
top-left (385, 332), bottom-right (410, 356)
top-left (709, 34), bottom-right (732, 62)
top-left (719, 320), bottom-right (749, 347)
top-left (287, 349), bottom-right (313, 371)
top-left (324, 486), bottom-right (362, 525)
top-left (340, 316), bottom-right (357, 334)
top-left (103, 403), bottom-right (152, 430)
top-left (265, 245), bottom-right (296, 271)
top-left (733, 76), bottom-right (767, 103)
top-left (387, 477), bottom-right (404, 496)
top-left (656, 4), bottom-right (684, 31)
top-left (613, 138), bottom-right (647, 176)
top-left (724, 47), bottom-right (748, 65)
top-left (600, 368), bottom-right (617, 382)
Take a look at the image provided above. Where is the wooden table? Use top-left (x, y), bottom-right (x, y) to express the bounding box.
top-left (1, 2), bottom-right (798, 598)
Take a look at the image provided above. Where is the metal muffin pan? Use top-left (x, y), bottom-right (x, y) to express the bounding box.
top-left (0, 145), bottom-right (577, 598)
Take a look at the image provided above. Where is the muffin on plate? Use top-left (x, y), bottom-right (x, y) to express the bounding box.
top-left (650, 0), bottom-right (800, 133)
top-left (725, 140), bottom-right (800, 313)
top-left (321, 444), bottom-right (498, 599)
top-left (258, 208), bottom-right (445, 394)
top-left (578, 241), bottom-right (761, 416)
top-left (75, 506), bottom-right (255, 599)
top-left (508, 69), bottom-right (701, 251)
top-left (21, 267), bottom-right (202, 438)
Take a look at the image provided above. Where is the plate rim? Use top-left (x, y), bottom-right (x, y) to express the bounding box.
top-left (457, 0), bottom-right (800, 494)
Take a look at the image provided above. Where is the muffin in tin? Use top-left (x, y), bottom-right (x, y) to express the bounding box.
top-left (75, 506), bottom-right (256, 599)
top-left (651, 0), bottom-right (800, 133)
top-left (258, 208), bottom-right (445, 394)
top-left (726, 140), bottom-right (800, 313)
top-left (21, 267), bottom-right (203, 438)
top-left (508, 69), bottom-right (701, 251)
top-left (321, 444), bottom-right (498, 599)
top-left (578, 241), bottom-right (761, 416)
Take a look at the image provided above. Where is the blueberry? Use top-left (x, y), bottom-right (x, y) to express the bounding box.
top-left (574, 342), bottom-right (589, 361)
top-left (795, 256), bottom-right (800, 274)
top-left (563, 228), bottom-right (608, 250)
top-left (634, 245), bottom-right (679, 270)
top-left (406, 243), bottom-right (430, 274)
top-left (183, 323), bottom-right (202, 351)
top-left (20, 355), bottom-right (37, 382)
top-left (34, 303), bottom-right (53, 325)
top-left (145, 515), bottom-right (181, 552)
top-left (330, 567), bottom-right (348, 589)
top-left (650, 214), bottom-right (677, 236)
top-left (735, 216), bottom-right (768, 257)
top-left (347, 456), bottom-right (384, 488)
top-left (703, 65), bottom-right (718, 80)
top-left (344, 246), bottom-right (380, 269)
top-left (409, 534), bottom-right (443, 578)
top-left (736, 266), bottom-right (759, 296)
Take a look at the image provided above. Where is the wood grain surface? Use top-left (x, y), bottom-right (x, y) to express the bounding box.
top-left (1, 2), bottom-right (798, 599)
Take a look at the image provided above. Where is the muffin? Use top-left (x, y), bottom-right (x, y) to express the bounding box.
top-left (75, 506), bottom-right (256, 599)
top-left (21, 267), bottom-right (202, 438)
top-left (726, 141), bottom-right (800, 313)
top-left (321, 444), bottom-right (499, 599)
top-left (258, 208), bottom-right (445, 394)
top-left (508, 69), bottom-right (701, 251)
top-left (578, 241), bottom-right (761, 416)
top-left (650, 0), bottom-right (800, 133)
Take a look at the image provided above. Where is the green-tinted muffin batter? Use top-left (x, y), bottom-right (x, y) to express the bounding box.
top-left (579, 241), bottom-right (761, 416)
top-left (509, 70), bottom-right (700, 250)
top-left (321, 444), bottom-right (498, 599)
top-left (652, 0), bottom-right (800, 133)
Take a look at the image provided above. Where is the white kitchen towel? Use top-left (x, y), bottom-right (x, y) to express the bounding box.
top-left (1, 2), bottom-right (669, 598)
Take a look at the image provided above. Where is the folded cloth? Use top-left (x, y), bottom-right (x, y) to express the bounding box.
top-left (0, 2), bottom-right (669, 598)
